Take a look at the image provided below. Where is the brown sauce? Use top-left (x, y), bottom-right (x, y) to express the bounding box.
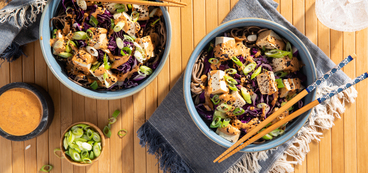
top-left (0, 88), bottom-right (42, 136)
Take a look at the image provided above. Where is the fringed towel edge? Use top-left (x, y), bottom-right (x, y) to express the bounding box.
top-left (0, 42), bottom-right (26, 65)
top-left (137, 122), bottom-right (194, 173)
top-left (0, 0), bottom-right (47, 28)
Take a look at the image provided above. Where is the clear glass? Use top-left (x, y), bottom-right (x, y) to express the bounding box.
top-left (315, 0), bottom-right (368, 32)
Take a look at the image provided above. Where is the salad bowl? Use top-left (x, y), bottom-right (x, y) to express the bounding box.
top-left (183, 18), bottom-right (317, 152)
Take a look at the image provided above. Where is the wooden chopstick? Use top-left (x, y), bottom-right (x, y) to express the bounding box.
top-left (213, 54), bottom-right (356, 163)
top-left (161, 0), bottom-right (187, 6)
top-left (96, 0), bottom-right (186, 7)
top-left (217, 71), bottom-right (368, 163)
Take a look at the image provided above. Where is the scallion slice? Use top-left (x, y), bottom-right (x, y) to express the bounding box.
top-left (81, 150), bottom-right (89, 159)
top-left (63, 137), bottom-right (68, 150)
top-left (265, 49), bottom-right (292, 59)
top-left (116, 37), bottom-right (124, 49)
top-left (67, 132), bottom-right (75, 145)
top-left (251, 66), bottom-right (262, 79)
top-left (52, 29), bottom-right (57, 39)
top-left (224, 75), bottom-right (237, 85)
top-left (225, 68), bottom-right (237, 75)
top-left (228, 83), bottom-right (238, 91)
top-left (72, 31), bottom-right (88, 40)
top-left (139, 66), bottom-right (153, 76)
top-left (82, 158), bottom-right (92, 164)
top-left (54, 148), bottom-right (64, 159)
top-left (242, 62), bottom-right (257, 75)
top-left (124, 34), bottom-right (136, 42)
top-left (40, 165), bottom-right (53, 172)
top-left (262, 133), bottom-right (273, 140)
top-left (233, 107), bottom-right (245, 116)
top-left (103, 126), bottom-right (111, 138)
top-left (72, 128), bottom-right (84, 138)
top-left (111, 109), bottom-right (120, 118)
top-left (92, 132), bottom-right (101, 142)
top-left (114, 21), bottom-right (125, 32)
top-left (118, 129), bottom-right (128, 138)
top-left (89, 16), bottom-right (98, 27)
top-left (108, 117), bottom-right (117, 124)
top-left (103, 54), bottom-right (111, 70)
top-left (211, 95), bottom-right (220, 105)
top-left (69, 148), bottom-right (81, 161)
top-left (89, 151), bottom-right (95, 159)
top-left (93, 143), bottom-right (101, 157)
top-left (86, 129), bottom-right (93, 139)
top-left (275, 71), bottom-right (288, 77)
top-left (275, 78), bottom-right (285, 88)
top-left (240, 87), bottom-right (252, 104)
top-left (131, 11), bottom-right (140, 22)
top-left (90, 81), bottom-right (98, 90)
top-left (221, 118), bottom-right (230, 128)
top-left (150, 18), bottom-right (160, 26)
top-left (231, 56), bottom-right (243, 67)
top-left (121, 47), bottom-right (132, 56)
top-left (58, 52), bottom-right (73, 58)
top-left (110, 19), bottom-right (115, 30)
top-left (216, 103), bottom-right (233, 113)
top-left (208, 58), bottom-right (219, 64)
top-left (210, 116), bottom-right (222, 128)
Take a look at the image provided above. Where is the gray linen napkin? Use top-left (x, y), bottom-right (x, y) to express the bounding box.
top-left (138, 0), bottom-right (354, 173)
top-left (0, 0), bottom-right (46, 64)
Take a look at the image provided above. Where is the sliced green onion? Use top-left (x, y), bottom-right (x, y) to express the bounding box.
top-left (228, 83), bottom-right (238, 91)
top-left (116, 37), bottom-right (124, 49)
top-left (90, 62), bottom-right (101, 72)
top-left (207, 42), bottom-right (214, 52)
top-left (40, 165), bottom-right (53, 172)
top-left (111, 109), bottom-right (120, 118)
top-left (150, 18), bottom-right (160, 26)
top-left (118, 129), bottom-right (128, 138)
top-left (82, 134), bottom-right (90, 141)
top-left (58, 52), bottom-right (73, 58)
top-left (275, 78), bottom-right (285, 88)
top-left (52, 29), bottom-right (57, 39)
top-left (124, 34), bottom-right (136, 42)
top-left (103, 73), bottom-right (108, 81)
top-left (121, 47), bottom-right (132, 56)
top-left (243, 62), bottom-right (257, 75)
top-left (110, 19), bottom-right (115, 30)
top-left (90, 81), bottom-right (98, 90)
top-left (265, 49), bottom-right (292, 59)
top-left (54, 148), bottom-right (64, 159)
top-left (87, 140), bottom-right (94, 146)
top-left (216, 103), bottom-right (233, 113)
top-left (114, 21), bottom-right (125, 32)
top-left (86, 129), bottom-right (94, 139)
top-left (75, 138), bottom-right (87, 142)
top-left (211, 95), bottom-right (220, 105)
top-left (92, 132), bottom-right (101, 142)
top-left (233, 107), bottom-right (245, 116)
top-left (82, 158), bottom-right (92, 164)
top-left (210, 116), bottom-right (222, 128)
top-left (93, 143), bottom-right (101, 157)
top-left (208, 58), bottom-right (219, 64)
top-left (69, 148), bottom-right (81, 161)
top-left (221, 118), bottom-right (231, 128)
top-left (262, 133), bottom-right (273, 140)
top-left (114, 3), bottom-right (126, 9)
top-left (224, 75), bottom-right (237, 85)
top-left (281, 102), bottom-right (293, 111)
top-left (213, 110), bottom-right (227, 119)
top-left (72, 124), bottom-right (90, 130)
top-left (225, 68), bottom-right (237, 75)
top-left (140, 66), bottom-right (153, 76)
top-left (81, 150), bottom-right (89, 159)
top-left (269, 129), bottom-right (285, 137)
top-left (108, 117), bottom-right (117, 124)
top-left (131, 11), bottom-right (140, 22)
top-left (63, 137), bottom-right (68, 150)
top-left (127, 4), bottom-right (132, 9)
top-left (286, 42), bottom-right (292, 52)
top-left (86, 29), bottom-right (93, 38)
top-left (275, 71), bottom-right (288, 78)
top-left (89, 151), bottom-right (95, 159)
top-left (231, 56), bottom-right (243, 66)
top-left (65, 151), bottom-right (70, 157)
top-left (103, 126), bottom-right (111, 138)
top-left (241, 87), bottom-right (252, 104)
top-left (72, 128), bottom-right (84, 138)
top-left (261, 46), bottom-right (266, 53)
top-left (67, 132), bottom-right (75, 145)
top-left (68, 143), bottom-right (79, 150)
top-left (116, 8), bottom-right (126, 13)
top-left (89, 15), bottom-right (98, 27)
top-left (103, 54), bottom-right (111, 70)
top-left (65, 7), bottom-right (73, 15)
top-left (72, 31), bottom-right (88, 40)
top-left (251, 66), bottom-right (262, 79)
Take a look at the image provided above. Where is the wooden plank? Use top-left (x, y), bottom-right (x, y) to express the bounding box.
top-left (180, 0), bottom-right (193, 71)
top-left (343, 31), bottom-right (357, 173)
top-left (60, 86), bottom-right (73, 173)
top-left (133, 90), bottom-right (146, 173)
top-left (330, 30), bottom-right (344, 173)
top-left (84, 98), bottom-right (99, 172)
top-left (230, 0), bottom-right (238, 9)
top-left (218, 0), bottom-right (230, 24)
top-left (356, 29), bottom-right (368, 173)
top-left (72, 93), bottom-right (85, 173)
top-left (206, 0), bottom-right (218, 33)
top-left (280, 0), bottom-right (292, 23)
top-left (109, 99), bottom-right (123, 173)
top-left (274, 0), bottom-right (280, 12)
top-left (122, 96), bottom-right (134, 173)
top-left (146, 79), bottom-right (159, 173)
top-left (168, 5), bottom-right (182, 88)
top-left (97, 100), bottom-right (110, 173)
top-left (317, 20), bottom-right (332, 173)
top-left (193, 0), bottom-right (206, 46)
top-left (305, 1), bottom-right (319, 173)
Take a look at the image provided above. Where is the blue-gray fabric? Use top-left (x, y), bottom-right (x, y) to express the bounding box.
top-left (0, 0), bottom-right (42, 63)
top-left (138, 0), bottom-right (353, 173)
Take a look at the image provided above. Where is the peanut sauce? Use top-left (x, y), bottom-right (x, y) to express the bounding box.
top-left (0, 88), bottom-right (42, 136)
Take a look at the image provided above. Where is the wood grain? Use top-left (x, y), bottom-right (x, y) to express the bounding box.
top-left (0, 0), bottom-right (367, 172)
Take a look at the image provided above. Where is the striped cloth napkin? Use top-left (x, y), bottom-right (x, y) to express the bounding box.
top-left (138, 0), bottom-right (358, 172)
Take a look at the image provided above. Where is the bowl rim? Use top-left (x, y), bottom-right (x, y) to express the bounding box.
top-left (60, 122), bottom-right (106, 166)
top-left (183, 17), bottom-right (317, 152)
top-left (39, 0), bottom-right (172, 100)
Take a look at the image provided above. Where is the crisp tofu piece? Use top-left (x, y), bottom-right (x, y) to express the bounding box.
top-left (72, 49), bottom-right (96, 74)
top-left (279, 79), bottom-right (292, 98)
top-left (231, 91), bottom-right (246, 108)
top-left (256, 71), bottom-right (278, 95)
top-left (256, 30), bottom-right (285, 50)
top-left (216, 125), bottom-right (240, 143)
top-left (213, 37), bottom-right (236, 61)
top-left (271, 56), bottom-right (302, 73)
top-left (136, 35), bottom-right (154, 59)
top-left (105, 3), bottom-right (127, 14)
top-left (234, 42), bottom-right (251, 58)
top-left (132, 4), bottom-right (149, 21)
top-left (292, 78), bottom-right (302, 91)
top-left (52, 30), bottom-right (67, 55)
top-left (90, 64), bottom-right (118, 88)
top-left (114, 12), bottom-right (136, 36)
top-left (87, 27), bottom-right (109, 49)
top-left (208, 70), bottom-right (229, 95)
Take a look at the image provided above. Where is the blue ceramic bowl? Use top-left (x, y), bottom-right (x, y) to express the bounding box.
top-left (184, 18), bottom-right (317, 152)
top-left (39, 1), bottom-right (172, 100)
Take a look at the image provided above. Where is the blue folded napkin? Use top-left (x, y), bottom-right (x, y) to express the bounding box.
top-left (0, 0), bottom-right (46, 64)
top-left (138, 0), bottom-right (356, 172)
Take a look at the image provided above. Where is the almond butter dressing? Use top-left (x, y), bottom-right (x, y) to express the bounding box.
top-left (0, 88), bottom-right (42, 136)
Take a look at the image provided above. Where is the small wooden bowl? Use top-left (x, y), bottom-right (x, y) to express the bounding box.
top-left (60, 122), bottom-right (105, 166)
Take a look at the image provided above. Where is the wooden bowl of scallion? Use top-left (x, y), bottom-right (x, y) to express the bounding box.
top-left (60, 122), bottom-right (105, 166)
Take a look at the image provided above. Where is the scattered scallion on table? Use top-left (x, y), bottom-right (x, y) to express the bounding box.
top-left (40, 165), bottom-right (53, 172)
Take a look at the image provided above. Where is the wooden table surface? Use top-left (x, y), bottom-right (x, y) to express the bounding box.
top-left (1, 0), bottom-right (368, 173)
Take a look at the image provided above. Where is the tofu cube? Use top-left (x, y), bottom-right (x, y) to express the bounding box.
top-left (292, 78), bottom-right (302, 91)
top-left (105, 3), bottom-right (127, 14)
top-left (114, 12), bottom-right (136, 36)
top-left (256, 30), bottom-right (285, 50)
top-left (90, 64), bottom-right (118, 88)
top-left (72, 49), bottom-right (96, 74)
top-left (271, 56), bottom-right (302, 73)
top-left (256, 71), bottom-right (278, 95)
top-left (208, 70), bottom-right (229, 95)
top-left (280, 79), bottom-right (292, 98)
top-left (136, 35), bottom-right (154, 59)
top-left (132, 4), bottom-right (150, 21)
top-left (87, 28), bottom-right (109, 49)
top-left (234, 42), bottom-right (251, 58)
top-left (216, 127), bottom-right (240, 143)
top-left (231, 91), bottom-right (246, 108)
top-left (213, 37), bottom-right (236, 61)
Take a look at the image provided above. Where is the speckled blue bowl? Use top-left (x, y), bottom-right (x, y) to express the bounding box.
top-left (183, 18), bottom-right (317, 152)
top-left (39, 0), bottom-right (171, 100)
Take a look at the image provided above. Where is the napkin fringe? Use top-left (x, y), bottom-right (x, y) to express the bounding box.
top-left (0, 0), bottom-right (46, 28)
top-left (137, 122), bottom-right (193, 173)
top-left (0, 42), bottom-right (25, 65)
top-left (226, 150), bottom-right (269, 173)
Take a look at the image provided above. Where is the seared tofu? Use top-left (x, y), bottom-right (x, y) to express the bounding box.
top-left (213, 37), bottom-right (236, 61)
top-left (105, 3), bottom-right (127, 14)
top-left (71, 49), bottom-right (96, 74)
top-left (216, 125), bottom-right (240, 143)
top-left (256, 30), bottom-right (285, 50)
top-left (136, 36), bottom-right (154, 60)
top-left (113, 12), bottom-right (136, 36)
top-left (52, 30), bottom-right (67, 55)
top-left (271, 56), bottom-right (302, 73)
top-left (208, 70), bottom-right (229, 95)
top-left (231, 91), bottom-right (246, 108)
top-left (256, 71), bottom-right (278, 95)
top-left (90, 64), bottom-right (118, 88)
top-left (279, 79), bottom-right (292, 98)
top-left (234, 42), bottom-right (251, 58)
top-left (87, 27), bottom-right (109, 49)
top-left (291, 78), bottom-right (302, 91)
top-left (132, 4), bottom-right (149, 21)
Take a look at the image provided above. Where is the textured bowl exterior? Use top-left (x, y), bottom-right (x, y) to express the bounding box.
top-left (39, 0), bottom-right (172, 100)
top-left (183, 18), bottom-right (317, 152)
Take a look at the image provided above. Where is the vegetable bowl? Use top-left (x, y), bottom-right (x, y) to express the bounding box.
top-left (60, 122), bottom-right (105, 166)
top-left (183, 18), bottom-right (317, 152)
top-left (39, 0), bottom-right (171, 100)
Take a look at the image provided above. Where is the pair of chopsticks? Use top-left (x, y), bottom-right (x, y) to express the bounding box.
top-left (96, 0), bottom-right (186, 7)
top-left (214, 54), bottom-right (368, 163)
